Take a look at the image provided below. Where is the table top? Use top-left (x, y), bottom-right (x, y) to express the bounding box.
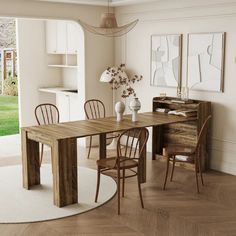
top-left (22, 112), bottom-right (195, 141)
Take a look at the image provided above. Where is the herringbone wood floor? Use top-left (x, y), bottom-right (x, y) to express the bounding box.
top-left (1, 147), bottom-right (236, 236)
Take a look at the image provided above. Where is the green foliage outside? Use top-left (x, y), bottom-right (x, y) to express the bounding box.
top-left (3, 77), bottom-right (18, 96)
top-left (0, 95), bottom-right (19, 136)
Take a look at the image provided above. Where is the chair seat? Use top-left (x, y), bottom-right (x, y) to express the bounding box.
top-left (97, 157), bottom-right (138, 169)
top-left (163, 145), bottom-right (195, 157)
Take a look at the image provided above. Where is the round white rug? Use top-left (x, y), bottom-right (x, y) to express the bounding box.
top-left (0, 164), bottom-right (117, 223)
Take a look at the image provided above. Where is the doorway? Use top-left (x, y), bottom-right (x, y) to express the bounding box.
top-left (0, 17), bottom-right (85, 157)
top-left (0, 18), bottom-right (19, 136)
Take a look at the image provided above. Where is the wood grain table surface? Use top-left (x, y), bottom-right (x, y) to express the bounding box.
top-left (22, 112), bottom-right (194, 140)
top-left (21, 112), bottom-right (195, 207)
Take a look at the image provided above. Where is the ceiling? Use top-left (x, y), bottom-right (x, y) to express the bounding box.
top-left (37, 0), bottom-right (158, 6)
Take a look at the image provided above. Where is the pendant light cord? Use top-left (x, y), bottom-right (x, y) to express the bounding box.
top-left (123, 33), bottom-right (127, 113)
top-left (108, 0), bottom-right (110, 13)
top-left (124, 34), bottom-right (127, 65)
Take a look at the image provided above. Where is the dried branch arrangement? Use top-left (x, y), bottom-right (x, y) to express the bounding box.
top-left (106, 64), bottom-right (143, 98)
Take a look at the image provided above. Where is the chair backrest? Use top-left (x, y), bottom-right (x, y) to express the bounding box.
top-left (116, 127), bottom-right (149, 166)
top-left (35, 103), bottom-right (59, 125)
top-left (196, 115), bottom-right (212, 151)
top-left (84, 99), bottom-right (106, 120)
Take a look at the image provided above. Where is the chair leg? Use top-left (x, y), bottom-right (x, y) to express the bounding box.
top-left (170, 155), bottom-right (176, 182)
top-left (122, 169), bottom-right (125, 197)
top-left (195, 157), bottom-right (200, 193)
top-left (40, 143), bottom-right (44, 167)
top-left (198, 154), bottom-right (204, 186)
top-left (117, 169), bottom-right (121, 215)
top-left (95, 167), bottom-right (101, 202)
top-left (137, 169), bottom-right (144, 208)
top-left (163, 156), bottom-right (170, 190)
top-left (50, 148), bottom-right (53, 174)
top-left (87, 136), bottom-right (93, 159)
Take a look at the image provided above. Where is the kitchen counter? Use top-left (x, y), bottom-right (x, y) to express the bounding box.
top-left (39, 87), bottom-right (78, 95)
top-left (39, 86), bottom-right (80, 122)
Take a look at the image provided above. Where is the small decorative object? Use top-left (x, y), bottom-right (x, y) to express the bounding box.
top-left (115, 101), bottom-right (125, 122)
top-left (129, 97), bottom-right (141, 122)
top-left (151, 34), bottom-right (182, 88)
top-left (181, 86), bottom-right (189, 101)
top-left (176, 86), bottom-right (182, 99)
top-left (187, 32), bottom-right (225, 92)
top-left (159, 92), bottom-right (166, 98)
top-left (172, 86), bottom-right (191, 103)
top-left (156, 108), bottom-right (170, 113)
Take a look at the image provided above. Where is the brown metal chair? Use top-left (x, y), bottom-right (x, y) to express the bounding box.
top-left (34, 103), bottom-right (60, 166)
top-left (163, 115), bottom-right (211, 193)
top-left (95, 127), bottom-right (149, 215)
top-left (84, 99), bottom-right (118, 159)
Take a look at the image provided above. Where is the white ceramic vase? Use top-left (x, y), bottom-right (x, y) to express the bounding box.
top-left (115, 101), bottom-right (125, 122)
top-left (129, 97), bottom-right (141, 122)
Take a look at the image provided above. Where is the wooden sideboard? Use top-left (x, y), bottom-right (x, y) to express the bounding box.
top-left (152, 97), bottom-right (211, 171)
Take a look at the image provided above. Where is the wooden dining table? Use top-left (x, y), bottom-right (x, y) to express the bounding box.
top-left (21, 112), bottom-right (194, 207)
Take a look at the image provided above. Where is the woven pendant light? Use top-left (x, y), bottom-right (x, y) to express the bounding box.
top-left (78, 0), bottom-right (138, 37)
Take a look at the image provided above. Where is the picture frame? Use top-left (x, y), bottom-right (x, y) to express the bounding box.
top-left (186, 32), bottom-right (225, 92)
top-left (150, 34), bottom-right (182, 88)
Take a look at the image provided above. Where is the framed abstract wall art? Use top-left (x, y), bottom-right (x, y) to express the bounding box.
top-left (187, 32), bottom-right (225, 92)
top-left (150, 34), bottom-right (182, 88)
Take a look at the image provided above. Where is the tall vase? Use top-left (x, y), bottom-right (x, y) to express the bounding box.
top-left (115, 101), bottom-right (125, 122)
top-left (129, 97), bottom-right (141, 122)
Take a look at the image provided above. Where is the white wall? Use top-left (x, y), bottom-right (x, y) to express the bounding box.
top-left (85, 32), bottom-right (114, 116)
top-left (17, 19), bottom-right (61, 126)
top-left (115, 0), bottom-right (236, 174)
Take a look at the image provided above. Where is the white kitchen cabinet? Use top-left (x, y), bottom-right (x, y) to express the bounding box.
top-left (45, 20), bottom-right (57, 54)
top-left (67, 22), bottom-right (80, 54)
top-left (56, 93), bottom-right (70, 122)
top-left (56, 92), bottom-right (79, 122)
top-left (56, 21), bottom-right (67, 54)
top-left (45, 20), bottom-right (79, 55)
top-left (69, 94), bottom-right (80, 121)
